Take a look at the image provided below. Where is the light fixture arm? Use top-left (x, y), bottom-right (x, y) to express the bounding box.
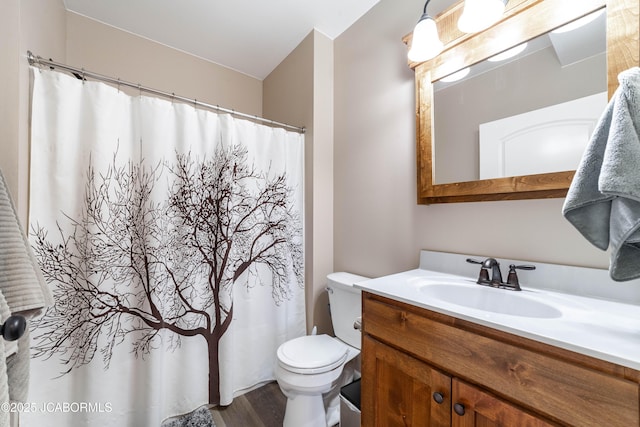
top-left (422, 0), bottom-right (431, 14)
top-left (420, 0), bottom-right (432, 18)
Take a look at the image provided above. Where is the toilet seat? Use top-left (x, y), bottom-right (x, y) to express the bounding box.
top-left (277, 334), bottom-right (348, 375)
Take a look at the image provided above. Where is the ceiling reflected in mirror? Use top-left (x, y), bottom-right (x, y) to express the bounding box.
top-left (435, 8), bottom-right (606, 91)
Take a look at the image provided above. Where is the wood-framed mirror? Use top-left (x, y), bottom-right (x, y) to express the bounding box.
top-left (407, 0), bottom-right (639, 204)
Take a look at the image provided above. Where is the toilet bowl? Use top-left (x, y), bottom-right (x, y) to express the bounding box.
top-left (275, 272), bottom-right (369, 427)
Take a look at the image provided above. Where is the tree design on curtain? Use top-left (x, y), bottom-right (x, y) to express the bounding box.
top-left (30, 144), bottom-right (304, 405)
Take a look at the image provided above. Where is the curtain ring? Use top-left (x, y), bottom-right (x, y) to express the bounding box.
top-left (81, 68), bottom-right (86, 84)
top-left (138, 83), bottom-right (142, 97)
top-left (117, 78), bottom-right (121, 93)
top-left (171, 93), bottom-right (175, 104)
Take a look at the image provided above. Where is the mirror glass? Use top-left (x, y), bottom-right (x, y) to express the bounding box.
top-left (431, 9), bottom-right (607, 185)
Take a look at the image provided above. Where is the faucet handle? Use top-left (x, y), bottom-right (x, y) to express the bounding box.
top-left (506, 264), bottom-right (536, 290)
top-left (513, 264), bottom-right (536, 270)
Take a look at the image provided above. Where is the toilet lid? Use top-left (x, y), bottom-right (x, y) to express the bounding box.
top-left (277, 334), bottom-right (348, 374)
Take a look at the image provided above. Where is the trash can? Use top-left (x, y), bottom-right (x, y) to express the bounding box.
top-left (339, 378), bottom-right (361, 427)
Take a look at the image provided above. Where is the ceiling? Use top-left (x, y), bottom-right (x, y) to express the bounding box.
top-left (63, 0), bottom-right (381, 80)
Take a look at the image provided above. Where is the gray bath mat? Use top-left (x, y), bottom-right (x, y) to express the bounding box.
top-left (161, 406), bottom-right (215, 427)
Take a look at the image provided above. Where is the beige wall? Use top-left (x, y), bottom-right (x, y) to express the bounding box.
top-left (66, 12), bottom-right (262, 116)
top-left (333, 0), bottom-right (609, 281)
top-left (1, 0), bottom-right (66, 224)
top-left (0, 1), bottom-right (22, 213)
top-left (264, 30), bottom-right (335, 334)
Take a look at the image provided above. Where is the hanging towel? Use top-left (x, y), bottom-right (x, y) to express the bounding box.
top-left (0, 171), bottom-right (52, 312)
top-left (0, 168), bottom-right (53, 412)
top-left (563, 67), bottom-right (640, 281)
top-left (0, 292), bottom-right (11, 427)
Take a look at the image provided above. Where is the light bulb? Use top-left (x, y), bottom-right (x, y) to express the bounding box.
top-left (458, 0), bottom-right (506, 33)
top-left (408, 15), bottom-right (444, 63)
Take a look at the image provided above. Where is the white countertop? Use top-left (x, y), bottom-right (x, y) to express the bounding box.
top-left (356, 267), bottom-right (640, 371)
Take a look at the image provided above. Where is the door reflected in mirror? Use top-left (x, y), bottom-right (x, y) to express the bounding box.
top-left (432, 9), bottom-right (607, 185)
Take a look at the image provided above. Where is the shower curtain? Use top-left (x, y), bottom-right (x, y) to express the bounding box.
top-left (25, 68), bottom-right (305, 426)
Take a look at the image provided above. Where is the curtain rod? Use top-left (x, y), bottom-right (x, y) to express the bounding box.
top-left (26, 51), bottom-right (306, 134)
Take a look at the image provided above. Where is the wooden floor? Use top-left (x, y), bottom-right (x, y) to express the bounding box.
top-left (210, 381), bottom-right (286, 427)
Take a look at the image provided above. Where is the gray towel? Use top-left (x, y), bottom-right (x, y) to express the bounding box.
top-left (563, 67), bottom-right (640, 281)
top-left (0, 168), bottom-right (53, 411)
top-left (0, 292), bottom-right (10, 427)
top-left (0, 171), bottom-right (52, 312)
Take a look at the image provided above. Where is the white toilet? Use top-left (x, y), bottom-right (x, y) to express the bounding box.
top-left (275, 272), bottom-right (368, 427)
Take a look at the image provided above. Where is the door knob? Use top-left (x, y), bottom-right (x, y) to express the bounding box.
top-left (454, 402), bottom-right (466, 416)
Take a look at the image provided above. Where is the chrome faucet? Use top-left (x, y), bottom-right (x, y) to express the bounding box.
top-left (466, 258), bottom-right (535, 291)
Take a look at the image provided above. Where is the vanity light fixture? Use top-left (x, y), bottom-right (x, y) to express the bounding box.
top-left (458, 0), bottom-right (508, 33)
top-left (408, 0), bottom-right (444, 63)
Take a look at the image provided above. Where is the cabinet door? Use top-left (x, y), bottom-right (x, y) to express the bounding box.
top-left (362, 335), bottom-right (451, 427)
top-left (451, 379), bottom-right (557, 427)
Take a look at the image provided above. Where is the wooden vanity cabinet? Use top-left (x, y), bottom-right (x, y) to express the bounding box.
top-left (361, 292), bottom-right (640, 427)
top-left (362, 336), bottom-right (554, 427)
top-left (362, 334), bottom-right (451, 426)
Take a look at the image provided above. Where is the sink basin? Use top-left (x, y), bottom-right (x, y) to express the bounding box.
top-left (419, 283), bottom-right (562, 318)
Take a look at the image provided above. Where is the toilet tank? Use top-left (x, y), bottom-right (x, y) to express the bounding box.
top-left (327, 272), bottom-right (369, 350)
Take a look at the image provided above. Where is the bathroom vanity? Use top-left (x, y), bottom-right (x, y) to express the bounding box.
top-left (357, 252), bottom-right (640, 426)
